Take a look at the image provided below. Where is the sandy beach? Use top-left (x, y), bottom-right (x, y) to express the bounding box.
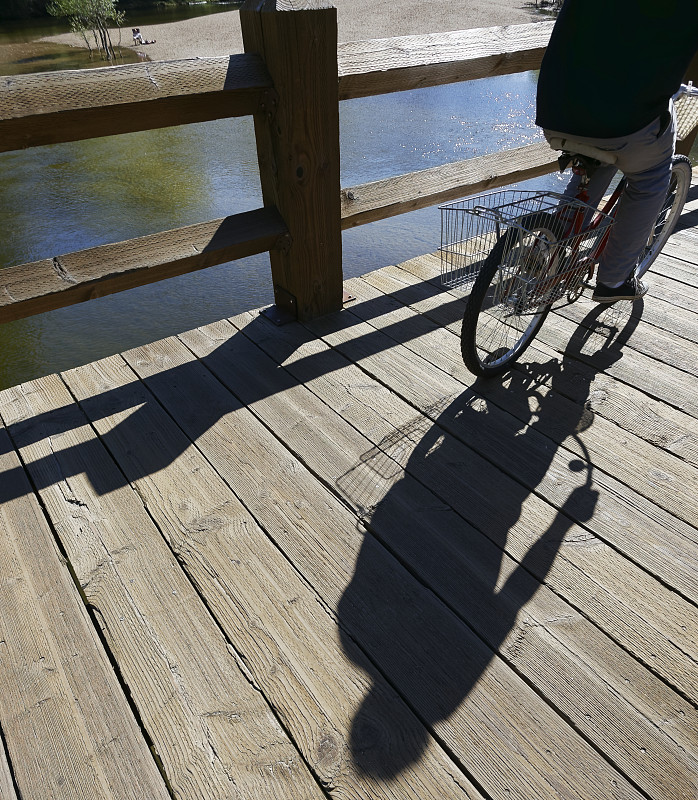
top-left (42, 1), bottom-right (543, 63)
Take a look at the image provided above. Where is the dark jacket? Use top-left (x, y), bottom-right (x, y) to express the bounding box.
top-left (536, 0), bottom-right (698, 138)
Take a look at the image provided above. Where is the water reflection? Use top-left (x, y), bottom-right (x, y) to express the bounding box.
top-left (0, 41), bottom-right (143, 75)
top-left (0, 3), bottom-right (241, 46)
top-left (1, 73), bottom-right (569, 387)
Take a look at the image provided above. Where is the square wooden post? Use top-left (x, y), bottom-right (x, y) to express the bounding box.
top-left (240, 0), bottom-right (343, 322)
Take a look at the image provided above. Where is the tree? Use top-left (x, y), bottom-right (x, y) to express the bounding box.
top-left (47, 0), bottom-right (124, 61)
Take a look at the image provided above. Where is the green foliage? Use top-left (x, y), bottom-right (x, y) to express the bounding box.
top-left (47, 0), bottom-right (123, 25)
top-left (47, 0), bottom-right (125, 60)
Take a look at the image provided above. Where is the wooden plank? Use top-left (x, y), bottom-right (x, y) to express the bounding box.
top-left (536, 302), bottom-right (698, 420)
top-left (385, 257), bottom-right (698, 472)
top-left (626, 282), bottom-right (698, 342)
top-left (0, 424), bottom-right (170, 800)
top-left (643, 262), bottom-right (698, 316)
top-left (0, 207), bottom-right (288, 324)
top-left (557, 296), bottom-right (698, 379)
top-left (131, 323), bottom-right (650, 800)
top-left (403, 247), bottom-right (698, 421)
top-left (359, 268), bottom-right (698, 531)
top-left (0, 54), bottom-right (271, 152)
top-left (241, 1), bottom-right (343, 320)
top-left (661, 233), bottom-right (698, 278)
top-left (297, 277), bottom-right (698, 700)
top-left (0, 21), bottom-right (554, 150)
top-left (358, 261), bottom-right (698, 601)
top-left (0, 375), bottom-right (321, 800)
top-left (341, 142), bottom-right (559, 228)
top-left (229, 308), bottom-right (698, 800)
top-left (0, 737), bottom-right (17, 800)
top-left (65, 345), bottom-right (485, 800)
top-left (337, 22), bottom-right (554, 99)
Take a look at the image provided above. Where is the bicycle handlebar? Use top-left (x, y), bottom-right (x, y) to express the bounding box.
top-left (672, 81), bottom-right (698, 101)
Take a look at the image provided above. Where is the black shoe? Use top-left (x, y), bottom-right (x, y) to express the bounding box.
top-left (592, 275), bottom-right (648, 303)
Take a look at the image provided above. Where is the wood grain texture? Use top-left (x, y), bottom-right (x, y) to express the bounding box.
top-left (0, 423), bottom-right (170, 800)
top-left (0, 374), bottom-right (320, 800)
top-left (2, 184), bottom-right (698, 798)
top-left (537, 297), bottom-right (698, 421)
top-left (0, 207), bottom-right (287, 324)
top-left (303, 274), bottom-right (698, 703)
top-left (69, 341), bottom-right (483, 800)
top-left (0, 55), bottom-right (271, 151)
top-left (370, 258), bottom-right (698, 604)
top-left (340, 142), bottom-right (559, 228)
top-left (241, 3), bottom-right (343, 320)
top-left (337, 22), bottom-right (554, 99)
top-left (174, 318), bottom-right (650, 800)
top-left (0, 739), bottom-right (17, 800)
top-left (231, 307), bottom-right (698, 800)
top-left (558, 295), bottom-right (698, 378)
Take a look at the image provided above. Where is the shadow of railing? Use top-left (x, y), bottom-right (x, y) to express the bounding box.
top-left (0, 270), bottom-right (648, 779)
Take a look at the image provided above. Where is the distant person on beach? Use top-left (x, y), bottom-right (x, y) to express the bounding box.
top-left (132, 28), bottom-right (156, 46)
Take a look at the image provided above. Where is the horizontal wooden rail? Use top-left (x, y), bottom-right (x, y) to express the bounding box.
top-left (0, 207), bottom-right (288, 324)
top-left (340, 141), bottom-right (559, 228)
top-left (0, 17), bottom-right (561, 323)
top-left (0, 54), bottom-right (273, 152)
top-left (0, 22), bottom-right (553, 151)
top-left (337, 22), bottom-right (554, 99)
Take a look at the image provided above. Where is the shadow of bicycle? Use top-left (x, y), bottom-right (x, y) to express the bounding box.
top-left (335, 298), bottom-right (640, 778)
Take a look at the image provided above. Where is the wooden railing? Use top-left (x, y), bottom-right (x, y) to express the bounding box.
top-left (0, 1), bottom-right (694, 324)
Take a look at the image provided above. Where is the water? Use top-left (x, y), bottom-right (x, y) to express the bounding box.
top-left (0, 3), bottom-right (241, 75)
top-left (0, 53), bottom-right (570, 387)
top-left (0, 3), bottom-right (242, 43)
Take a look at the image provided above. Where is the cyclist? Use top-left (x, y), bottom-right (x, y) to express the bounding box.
top-left (536, 0), bottom-right (698, 303)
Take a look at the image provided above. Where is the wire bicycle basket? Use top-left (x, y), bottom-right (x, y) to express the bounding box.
top-left (440, 190), bottom-right (613, 308)
top-left (674, 84), bottom-right (698, 141)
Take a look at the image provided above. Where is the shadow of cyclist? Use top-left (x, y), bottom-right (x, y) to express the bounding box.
top-left (336, 299), bottom-right (640, 778)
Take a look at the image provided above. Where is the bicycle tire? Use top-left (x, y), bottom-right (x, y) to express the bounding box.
top-left (635, 154), bottom-right (692, 278)
top-left (461, 212), bottom-right (563, 377)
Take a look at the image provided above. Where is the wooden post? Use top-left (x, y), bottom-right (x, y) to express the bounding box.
top-left (240, 0), bottom-right (343, 322)
top-left (676, 51), bottom-right (698, 157)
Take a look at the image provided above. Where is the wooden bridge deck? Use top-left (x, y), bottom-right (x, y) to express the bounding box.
top-left (1, 186), bottom-right (697, 800)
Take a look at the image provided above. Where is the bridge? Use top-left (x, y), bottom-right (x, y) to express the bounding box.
top-left (1, 3), bottom-right (697, 799)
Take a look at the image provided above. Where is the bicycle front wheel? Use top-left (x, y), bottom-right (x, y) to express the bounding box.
top-left (461, 213), bottom-right (562, 377)
top-left (635, 154), bottom-right (692, 278)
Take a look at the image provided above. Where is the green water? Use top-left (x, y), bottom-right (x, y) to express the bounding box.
top-left (1, 70), bottom-right (565, 388)
top-left (0, 8), bottom-right (622, 387)
top-left (0, 41), bottom-right (145, 75)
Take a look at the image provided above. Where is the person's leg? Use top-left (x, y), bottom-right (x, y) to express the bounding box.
top-left (544, 129), bottom-right (620, 228)
top-left (595, 112), bottom-right (675, 289)
top-left (544, 112), bottom-right (675, 300)
top-left (559, 162), bottom-right (617, 208)
top-left (555, 162), bottom-right (618, 231)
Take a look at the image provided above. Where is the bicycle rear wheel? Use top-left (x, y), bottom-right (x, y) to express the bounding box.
top-left (635, 154), bottom-right (692, 278)
top-left (460, 212), bottom-right (562, 377)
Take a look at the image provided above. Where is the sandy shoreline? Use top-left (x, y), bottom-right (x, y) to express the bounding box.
top-left (41, 1), bottom-right (543, 63)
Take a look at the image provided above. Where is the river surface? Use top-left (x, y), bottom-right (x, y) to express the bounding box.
top-left (0, 12), bottom-right (659, 388)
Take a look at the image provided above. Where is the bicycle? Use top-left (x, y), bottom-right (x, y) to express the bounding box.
top-left (441, 83), bottom-right (698, 378)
